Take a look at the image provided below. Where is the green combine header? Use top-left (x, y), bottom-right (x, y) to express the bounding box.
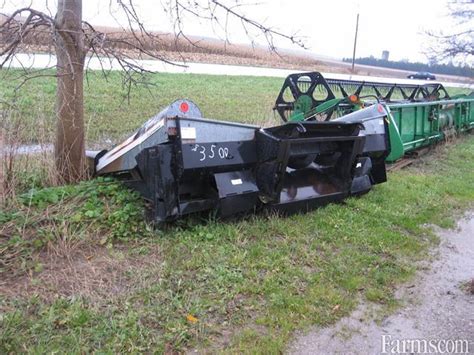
top-left (274, 72), bottom-right (474, 162)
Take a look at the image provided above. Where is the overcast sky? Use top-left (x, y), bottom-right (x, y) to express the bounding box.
top-left (2, 0), bottom-right (456, 63)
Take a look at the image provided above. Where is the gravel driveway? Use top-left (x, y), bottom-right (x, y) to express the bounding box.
top-left (289, 212), bottom-right (474, 355)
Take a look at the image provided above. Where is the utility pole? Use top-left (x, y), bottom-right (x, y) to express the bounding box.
top-left (351, 13), bottom-right (359, 73)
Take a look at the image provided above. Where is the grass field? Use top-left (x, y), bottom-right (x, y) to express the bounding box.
top-left (0, 70), bottom-right (470, 145)
top-left (1, 70), bottom-right (284, 146)
top-left (1, 70), bottom-right (474, 353)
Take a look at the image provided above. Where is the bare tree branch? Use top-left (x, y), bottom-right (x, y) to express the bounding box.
top-left (0, 0), bottom-right (307, 182)
top-left (425, 0), bottom-right (474, 63)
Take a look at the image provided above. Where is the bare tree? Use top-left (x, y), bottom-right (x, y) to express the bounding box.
top-left (0, 126), bottom-right (4, 203)
top-left (0, 0), bottom-right (304, 183)
top-left (426, 0), bottom-right (474, 63)
top-left (55, 0), bottom-right (86, 182)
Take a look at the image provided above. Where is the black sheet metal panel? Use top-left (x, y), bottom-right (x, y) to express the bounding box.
top-left (335, 104), bottom-right (391, 185)
top-left (214, 170), bottom-right (258, 198)
top-left (214, 170), bottom-right (259, 216)
top-left (135, 144), bottom-right (180, 222)
top-left (181, 141), bottom-right (257, 169)
top-left (351, 157), bottom-right (373, 195)
top-left (94, 99), bottom-right (203, 175)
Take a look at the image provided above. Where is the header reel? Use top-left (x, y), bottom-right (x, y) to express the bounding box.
top-left (274, 72), bottom-right (336, 122)
top-left (274, 72), bottom-right (451, 123)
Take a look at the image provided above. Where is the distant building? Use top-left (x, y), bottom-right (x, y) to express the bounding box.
top-left (382, 50), bottom-right (390, 61)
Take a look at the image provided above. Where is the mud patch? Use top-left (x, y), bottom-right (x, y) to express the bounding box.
top-left (0, 243), bottom-right (161, 304)
top-left (461, 279), bottom-right (474, 295)
top-left (288, 212), bottom-right (474, 354)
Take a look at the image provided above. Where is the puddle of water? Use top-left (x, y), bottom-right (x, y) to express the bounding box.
top-left (1, 144), bottom-right (53, 156)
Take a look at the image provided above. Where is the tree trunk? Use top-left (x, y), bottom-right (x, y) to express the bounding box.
top-left (0, 127), bottom-right (4, 204)
top-left (54, 0), bottom-right (85, 183)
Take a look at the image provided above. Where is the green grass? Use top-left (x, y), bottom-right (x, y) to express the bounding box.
top-left (0, 70), bottom-right (283, 144)
top-left (1, 69), bottom-right (474, 352)
top-left (0, 69), bottom-right (469, 145)
top-left (1, 136), bottom-right (473, 353)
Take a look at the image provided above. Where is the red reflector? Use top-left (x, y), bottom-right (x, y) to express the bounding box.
top-left (377, 104), bottom-right (384, 113)
top-left (180, 102), bottom-right (189, 113)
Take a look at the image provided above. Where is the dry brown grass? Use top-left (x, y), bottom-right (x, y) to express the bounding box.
top-left (1, 106), bottom-right (57, 202)
top-left (467, 279), bottom-right (474, 295)
top-left (0, 15), bottom-right (320, 67)
top-left (0, 240), bottom-right (161, 304)
top-left (0, 179), bottom-right (153, 297)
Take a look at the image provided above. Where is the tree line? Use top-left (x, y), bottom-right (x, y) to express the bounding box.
top-left (343, 57), bottom-right (473, 78)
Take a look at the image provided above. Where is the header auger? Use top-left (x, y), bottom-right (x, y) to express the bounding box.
top-left (88, 72), bottom-right (473, 224)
